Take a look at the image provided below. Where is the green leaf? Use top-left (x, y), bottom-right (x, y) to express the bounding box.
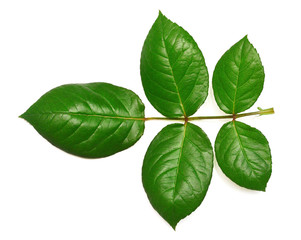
top-left (142, 123), bottom-right (213, 229)
top-left (212, 36), bottom-right (265, 114)
top-left (20, 83), bottom-right (145, 158)
top-left (215, 121), bottom-right (272, 191)
top-left (140, 11), bottom-right (209, 117)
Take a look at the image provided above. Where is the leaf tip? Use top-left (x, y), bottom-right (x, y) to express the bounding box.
top-left (158, 10), bottom-right (166, 20)
top-left (258, 185), bottom-right (267, 192)
top-left (19, 109), bottom-right (30, 120)
top-left (166, 217), bottom-right (180, 230)
top-left (19, 112), bottom-right (26, 119)
top-left (242, 34), bottom-right (249, 43)
top-left (250, 180), bottom-right (269, 192)
top-left (170, 222), bottom-right (178, 231)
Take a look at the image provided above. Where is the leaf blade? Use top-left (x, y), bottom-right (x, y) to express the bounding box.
top-left (140, 12), bottom-right (209, 117)
top-left (212, 36), bottom-right (265, 114)
top-left (215, 121), bottom-right (272, 191)
top-left (142, 123), bottom-right (213, 229)
top-left (21, 82), bottom-right (145, 158)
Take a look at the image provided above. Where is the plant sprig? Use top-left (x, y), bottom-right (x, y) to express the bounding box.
top-left (144, 107), bottom-right (274, 121)
top-left (20, 11), bottom-right (274, 230)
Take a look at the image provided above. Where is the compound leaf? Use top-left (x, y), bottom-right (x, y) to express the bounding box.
top-left (212, 36), bottom-right (264, 114)
top-left (140, 11), bottom-right (209, 117)
top-left (20, 83), bottom-right (145, 158)
top-left (142, 123), bottom-right (213, 229)
top-left (215, 121), bottom-right (272, 191)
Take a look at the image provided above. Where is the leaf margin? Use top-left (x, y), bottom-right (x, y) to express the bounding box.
top-left (20, 82), bottom-right (146, 159)
top-left (142, 122), bottom-right (214, 229)
top-left (214, 120), bottom-right (272, 191)
top-left (212, 35), bottom-right (265, 114)
top-left (140, 11), bottom-right (209, 118)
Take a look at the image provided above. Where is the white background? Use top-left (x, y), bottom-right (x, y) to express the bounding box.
top-left (0, 0), bottom-right (300, 239)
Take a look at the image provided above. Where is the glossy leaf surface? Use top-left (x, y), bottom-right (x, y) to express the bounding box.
top-left (140, 12), bottom-right (209, 117)
top-left (21, 83), bottom-right (145, 158)
top-left (142, 123), bottom-right (213, 229)
top-left (215, 121), bottom-right (272, 191)
top-left (213, 36), bottom-right (264, 114)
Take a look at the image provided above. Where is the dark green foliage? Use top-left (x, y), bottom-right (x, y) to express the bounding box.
top-left (142, 123), bottom-right (213, 229)
top-left (140, 12), bottom-right (208, 117)
top-left (21, 12), bottom-right (273, 229)
top-left (21, 83), bottom-right (145, 158)
top-left (215, 121), bottom-right (272, 191)
top-left (212, 36), bottom-right (264, 114)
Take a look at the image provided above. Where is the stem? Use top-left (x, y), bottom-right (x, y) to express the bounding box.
top-left (144, 117), bottom-right (186, 121)
top-left (144, 107), bottom-right (274, 122)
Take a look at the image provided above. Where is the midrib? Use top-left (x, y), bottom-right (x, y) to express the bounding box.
top-left (159, 17), bottom-right (186, 117)
top-left (172, 123), bottom-right (187, 202)
top-left (232, 121), bottom-right (256, 175)
top-left (22, 111), bottom-right (145, 121)
top-left (232, 39), bottom-right (246, 114)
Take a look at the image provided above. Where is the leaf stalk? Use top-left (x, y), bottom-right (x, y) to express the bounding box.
top-left (144, 107), bottom-right (274, 122)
